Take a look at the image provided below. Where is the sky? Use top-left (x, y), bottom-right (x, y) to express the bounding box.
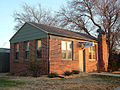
top-left (0, 0), bottom-right (67, 48)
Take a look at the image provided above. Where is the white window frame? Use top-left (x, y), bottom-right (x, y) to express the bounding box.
top-left (15, 43), bottom-right (19, 61)
top-left (25, 41), bottom-right (30, 60)
top-left (61, 41), bottom-right (72, 60)
top-left (89, 45), bottom-right (96, 61)
top-left (36, 40), bottom-right (42, 59)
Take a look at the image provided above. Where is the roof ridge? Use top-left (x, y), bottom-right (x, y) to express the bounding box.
top-left (28, 22), bottom-right (74, 32)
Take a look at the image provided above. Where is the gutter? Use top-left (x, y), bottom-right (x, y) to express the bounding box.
top-left (49, 33), bottom-right (98, 43)
top-left (48, 34), bottom-right (50, 74)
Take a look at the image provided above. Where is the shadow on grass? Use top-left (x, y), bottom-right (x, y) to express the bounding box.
top-left (91, 75), bottom-right (120, 85)
top-left (91, 75), bottom-right (120, 80)
top-left (0, 78), bottom-right (25, 87)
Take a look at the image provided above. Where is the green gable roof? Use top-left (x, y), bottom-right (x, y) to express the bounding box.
top-left (10, 22), bottom-right (97, 43)
top-left (10, 23), bottom-right (48, 43)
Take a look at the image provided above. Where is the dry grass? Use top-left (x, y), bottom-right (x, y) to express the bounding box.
top-left (0, 74), bottom-right (120, 90)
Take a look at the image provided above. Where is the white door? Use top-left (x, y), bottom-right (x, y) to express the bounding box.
top-left (79, 50), bottom-right (83, 72)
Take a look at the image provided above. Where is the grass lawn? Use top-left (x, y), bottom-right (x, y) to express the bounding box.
top-left (0, 78), bottom-right (24, 88)
top-left (0, 74), bottom-right (120, 90)
top-left (112, 73), bottom-right (120, 75)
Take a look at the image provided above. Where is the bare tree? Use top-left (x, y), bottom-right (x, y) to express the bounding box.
top-left (13, 3), bottom-right (59, 30)
top-left (57, 0), bottom-right (120, 71)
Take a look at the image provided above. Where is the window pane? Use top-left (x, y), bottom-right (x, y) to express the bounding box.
top-left (93, 45), bottom-right (96, 59)
top-left (89, 52), bottom-right (92, 59)
top-left (16, 43), bottom-right (19, 52)
top-left (68, 51), bottom-right (72, 59)
top-left (89, 46), bottom-right (96, 59)
top-left (37, 40), bottom-right (41, 50)
top-left (37, 40), bottom-right (42, 58)
top-left (67, 42), bottom-right (72, 50)
top-left (93, 46), bottom-right (95, 51)
top-left (61, 41), bottom-right (72, 60)
top-left (93, 53), bottom-right (96, 59)
top-left (25, 51), bottom-right (29, 60)
top-left (62, 51), bottom-right (66, 59)
top-left (26, 42), bottom-right (29, 51)
top-left (62, 41), bottom-right (66, 50)
top-left (25, 42), bottom-right (29, 51)
top-left (89, 47), bottom-right (91, 52)
top-left (15, 43), bottom-right (19, 60)
top-left (37, 49), bottom-right (42, 58)
top-left (15, 52), bottom-right (19, 60)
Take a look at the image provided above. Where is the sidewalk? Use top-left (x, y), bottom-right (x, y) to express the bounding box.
top-left (87, 72), bottom-right (120, 77)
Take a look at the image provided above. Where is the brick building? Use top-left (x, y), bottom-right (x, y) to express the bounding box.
top-left (10, 22), bottom-right (108, 74)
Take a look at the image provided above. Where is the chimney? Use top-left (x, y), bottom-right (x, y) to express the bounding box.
top-left (98, 31), bottom-right (108, 72)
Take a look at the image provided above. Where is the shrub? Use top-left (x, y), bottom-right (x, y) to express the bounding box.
top-left (72, 70), bottom-right (80, 74)
top-left (7, 71), bottom-right (16, 76)
top-left (19, 72), bottom-right (28, 76)
top-left (25, 59), bottom-right (43, 77)
top-left (108, 53), bottom-right (119, 72)
top-left (108, 53), bottom-right (120, 72)
top-left (48, 73), bottom-right (58, 78)
top-left (64, 71), bottom-right (73, 76)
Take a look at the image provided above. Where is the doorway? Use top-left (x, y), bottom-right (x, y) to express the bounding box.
top-left (79, 50), bottom-right (85, 72)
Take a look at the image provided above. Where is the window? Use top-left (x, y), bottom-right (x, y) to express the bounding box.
top-left (15, 43), bottom-right (19, 60)
top-left (25, 41), bottom-right (29, 60)
top-left (61, 41), bottom-right (72, 60)
top-left (89, 45), bottom-right (96, 60)
top-left (37, 40), bottom-right (42, 58)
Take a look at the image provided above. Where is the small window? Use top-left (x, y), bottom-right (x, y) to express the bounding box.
top-left (89, 45), bottom-right (96, 60)
top-left (37, 40), bottom-right (42, 58)
top-left (61, 41), bottom-right (72, 60)
top-left (25, 41), bottom-right (29, 60)
top-left (15, 43), bottom-right (19, 60)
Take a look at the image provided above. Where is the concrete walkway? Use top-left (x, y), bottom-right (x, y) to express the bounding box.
top-left (86, 72), bottom-right (120, 77)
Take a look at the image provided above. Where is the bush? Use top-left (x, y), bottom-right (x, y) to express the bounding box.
top-left (108, 53), bottom-right (120, 72)
top-left (72, 70), bottom-right (80, 74)
top-left (7, 71), bottom-right (16, 76)
top-left (19, 72), bottom-right (28, 76)
top-left (108, 53), bottom-right (119, 72)
top-left (48, 73), bottom-right (58, 78)
top-left (25, 59), bottom-right (43, 77)
top-left (64, 71), bottom-right (73, 76)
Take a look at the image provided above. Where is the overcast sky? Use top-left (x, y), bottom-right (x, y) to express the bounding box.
top-left (0, 0), bottom-right (67, 48)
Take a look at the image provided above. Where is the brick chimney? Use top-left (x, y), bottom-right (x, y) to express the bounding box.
top-left (98, 34), bottom-right (108, 72)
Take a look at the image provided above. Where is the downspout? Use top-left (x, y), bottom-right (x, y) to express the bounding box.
top-left (48, 34), bottom-right (50, 74)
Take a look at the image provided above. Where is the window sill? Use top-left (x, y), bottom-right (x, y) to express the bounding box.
top-left (37, 58), bottom-right (42, 61)
top-left (13, 60), bottom-right (19, 63)
top-left (24, 59), bottom-right (29, 62)
top-left (62, 59), bottom-right (72, 61)
top-left (89, 59), bottom-right (97, 61)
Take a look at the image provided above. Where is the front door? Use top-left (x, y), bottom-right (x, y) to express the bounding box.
top-left (79, 50), bottom-right (85, 72)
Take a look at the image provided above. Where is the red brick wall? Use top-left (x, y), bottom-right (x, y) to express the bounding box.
top-left (10, 42), bottom-right (25, 73)
top-left (49, 37), bottom-right (99, 74)
top-left (10, 36), bottom-right (104, 75)
top-left (49, 38), bottom-right (78, 74)
top-left (10, 38), bottom-right (49, 75)
top-left (10, 43), bottom-right (15, 72)
top-left (85, 44), bottom-right (99, 72)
